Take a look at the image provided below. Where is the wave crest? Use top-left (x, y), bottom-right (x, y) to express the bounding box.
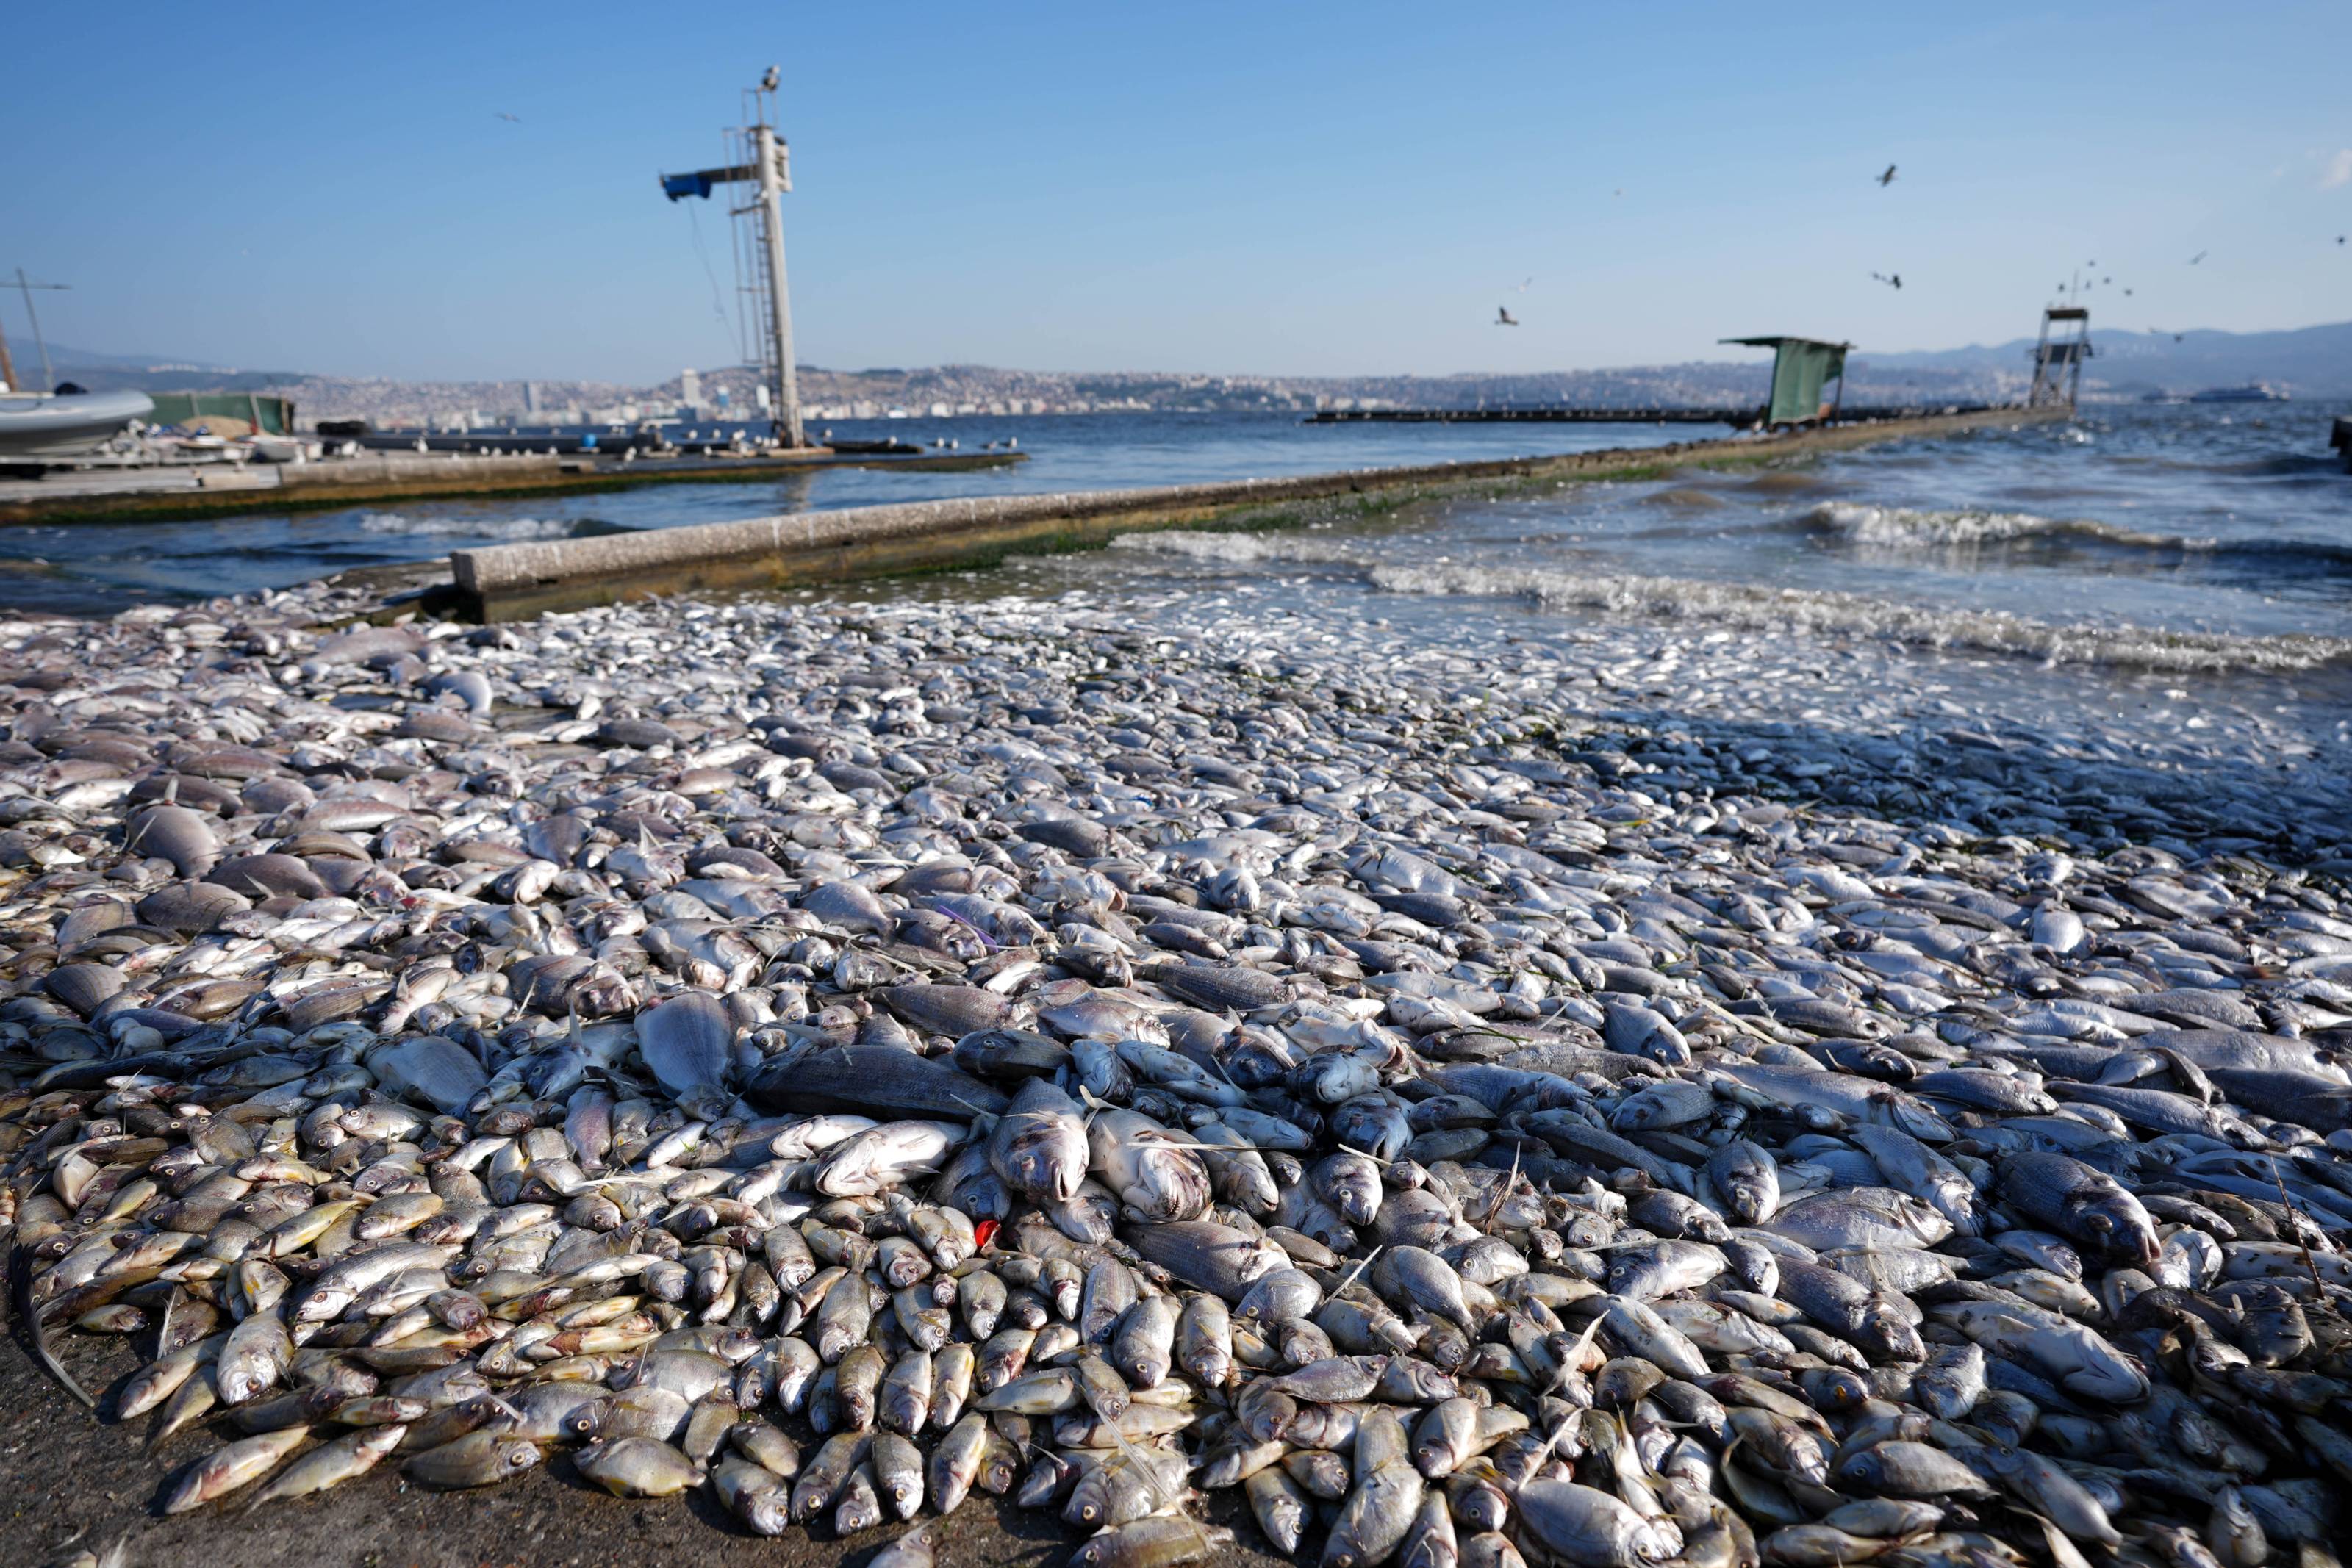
top-left (1803, 501), bottom-right (2202, 550)
top-left (356, 512), bottom-right (631, 542)
top-left (1108, 530), bottom-right (1357, 564)
top-left (1364, 561), bottom-right (2352, 675)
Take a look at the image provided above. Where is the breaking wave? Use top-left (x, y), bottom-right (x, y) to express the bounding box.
top-left (1805, 501), bottom-right (2198, 549)
top-left (354, 512), bottom-right (635, 542)
top-left (1803, 502), bottom-right (2352, 571)
top-left (1363, 561), bottom-right (2352, 674)
top-left (1109, 530), bottom-right (1359, 564)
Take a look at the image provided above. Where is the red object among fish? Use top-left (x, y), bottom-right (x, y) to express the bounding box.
top-left (972, 1218), bottom-right (998, 1250)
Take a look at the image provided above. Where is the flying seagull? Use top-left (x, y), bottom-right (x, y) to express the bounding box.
top-left (1511, 276), bottom-right (1534, 292)
top-left (1496, 307), bottom-right (1519, 326)
top-left (1870, 271), bottom-right (1902, 289)
top-left (2188, 251), bottom-right (2207, 265)
top-left (495, 112), bottom-right (521, 123)
top-left (2338, 236), bottom-right (2346, 245)
top-left (761, 64), bottom-right (781, 91)
top-left (1877, 164), bottom-right (1897, 186)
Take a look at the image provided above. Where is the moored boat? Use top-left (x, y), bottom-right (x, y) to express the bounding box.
top-left (0, 389), bottom-right (155, 460)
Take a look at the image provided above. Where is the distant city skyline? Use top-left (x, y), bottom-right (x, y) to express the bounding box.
top-left (6, 2), bottom-right (2348, 385)
top-left (46, 314), bottom-right (2351, 431)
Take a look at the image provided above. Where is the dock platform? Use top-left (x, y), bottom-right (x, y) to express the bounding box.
top-left (0, 445), bottom-right (1023, 528)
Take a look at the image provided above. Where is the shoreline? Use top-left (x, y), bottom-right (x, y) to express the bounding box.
top-left (448, 406), bottom-right (2062, 619)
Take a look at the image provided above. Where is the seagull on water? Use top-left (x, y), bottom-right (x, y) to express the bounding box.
top-left (1877, 164), bottom-right (1897, 187)
top-left (1871, 271), bottom-right (1902, 289)
top-left (1496, 307), bottom-right (1519, 326)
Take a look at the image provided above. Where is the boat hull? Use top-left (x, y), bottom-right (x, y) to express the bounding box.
top-left (0, 391), bottom-right (155, 460)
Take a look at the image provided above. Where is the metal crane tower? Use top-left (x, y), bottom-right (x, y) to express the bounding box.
top-left (661, 76), bottom-right (804, 447)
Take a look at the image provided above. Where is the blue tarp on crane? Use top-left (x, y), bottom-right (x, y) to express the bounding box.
top-left (661, 165), bottom-right (756, 202)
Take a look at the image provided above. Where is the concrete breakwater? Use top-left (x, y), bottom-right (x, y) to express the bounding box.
top-left (451, 406), bottom-right (2065, 619)
top-left (0, 447), bottom-right (1023, 529)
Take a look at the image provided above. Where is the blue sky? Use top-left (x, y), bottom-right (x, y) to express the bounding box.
top-left (5, 1), bottom-right (2348, 383)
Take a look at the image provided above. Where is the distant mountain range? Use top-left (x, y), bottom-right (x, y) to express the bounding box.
top-left (1862, 320), bottom-right (2352, 397)
top-left (32, 345), bottom-right (302, 395)
top-left (24, 319), bottom-right (2351, 422)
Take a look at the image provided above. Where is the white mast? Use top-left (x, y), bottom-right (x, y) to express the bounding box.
top-left (751, 117), bottom-right (803, 447)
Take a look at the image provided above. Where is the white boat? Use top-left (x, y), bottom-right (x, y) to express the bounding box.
top-left (0, 389), bottom-right (155, 460)
top-left (246, 432), bottom-right (314, 464)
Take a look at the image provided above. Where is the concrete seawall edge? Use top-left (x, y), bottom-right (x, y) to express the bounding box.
top-left (448, 407), bottom-right (2065, 617)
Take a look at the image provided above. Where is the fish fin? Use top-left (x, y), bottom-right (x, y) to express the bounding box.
top-left (12, 1244), bottom-right (95, 1409)
top-left (1333, 1244), bottom-right (1385, 1298)
top-left (1482, 1144), bottom-right (1523, 1234)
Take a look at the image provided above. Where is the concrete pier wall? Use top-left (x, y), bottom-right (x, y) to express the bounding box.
top-left (0, 449), bottom-right (1021, 528)
top-left (451, 406), bottom-right (2065, 619)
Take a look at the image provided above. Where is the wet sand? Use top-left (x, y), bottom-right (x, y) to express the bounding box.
top-left (0, 1336), bottom-right (1284, 1568)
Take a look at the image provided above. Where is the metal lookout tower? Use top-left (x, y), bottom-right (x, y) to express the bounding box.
top-left (661, 73), bottom-right (804, 447)
top-left (2029, 305), bottom-right (2091, 410)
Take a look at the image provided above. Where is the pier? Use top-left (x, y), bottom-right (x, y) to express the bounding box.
top-left (0, 444), bottom-right (1023, 528)
top-left (442, 404), bottom-right (2062, 621)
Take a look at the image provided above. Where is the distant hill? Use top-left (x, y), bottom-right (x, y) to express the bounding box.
top-left (26, 319), bottom-right (2351, 420)
top-left (24, 345), bottom-right (301, 396)
top-left (1865, 320), bottom-right (2352, 398)
top-left (42, 345), bottom-right (237, 371)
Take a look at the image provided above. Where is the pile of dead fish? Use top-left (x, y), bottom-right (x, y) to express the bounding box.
top-left (1, 586), bottom-right (2351, 1568)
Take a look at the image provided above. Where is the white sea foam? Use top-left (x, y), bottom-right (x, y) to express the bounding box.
top-left (1109, 529), bottom-right (1357, 564)
top-left (356, 511), bottom-right (599, 541)
top-left (1803, 501), bottom-right (2206, 551)
top-left (1105, 525), bottom-right (2352, 675)
top-left (1363, 561), bottom-right (2352, 675)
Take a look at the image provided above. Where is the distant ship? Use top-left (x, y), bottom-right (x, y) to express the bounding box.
top-left (2189, 384), bottom-right (2288, 403)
